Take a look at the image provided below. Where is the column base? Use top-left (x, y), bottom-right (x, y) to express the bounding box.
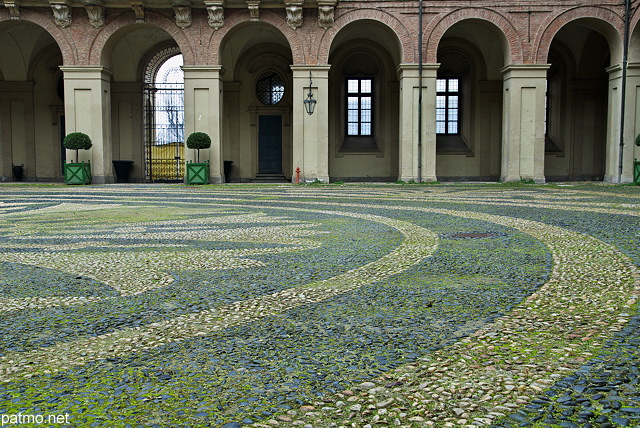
top-left (92, 175), bottom-right (115, 184)
top-left (605, 174), bottom-right (633, 184)
top-left (522, 176), bottom-right (546, 184)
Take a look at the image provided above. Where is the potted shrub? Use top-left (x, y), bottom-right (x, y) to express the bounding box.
top-left (185, 132), bottom-right (211, 185)
top-left (63, 132), bottom-right (92, 184)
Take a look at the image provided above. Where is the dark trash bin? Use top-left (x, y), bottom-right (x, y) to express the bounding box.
top-left (224, 160), bottom-right (233, 183)
top-left (12, 164), bottom-right (24, 181)
top-left (112, 160), bottom-right (134, 183)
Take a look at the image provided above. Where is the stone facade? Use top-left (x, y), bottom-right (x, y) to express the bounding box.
top-left (1, 0), bottom-right (639, 183)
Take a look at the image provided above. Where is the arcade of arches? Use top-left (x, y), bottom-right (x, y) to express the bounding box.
top-left (1, 1), bottom-right (639, 183)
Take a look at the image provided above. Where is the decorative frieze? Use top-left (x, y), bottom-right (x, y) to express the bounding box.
top-left (317, 0), bottom-right (336, 29)
top-left (84, 0), bottom-right (104, 28)
top-left (246, 0), bottom-right (259, 21)
top-left (205, 0), bottom-right (224, 30)
top-left (49, 0), bottom-right (71, 27)
top-left (173, 0), bottom-right (192, 28)
top-left (4, 0), bottom-right (20, 20)
top-left (285, 0), bottom-right (303, 30)
top-left (131, 1), bottom-right (144, 23)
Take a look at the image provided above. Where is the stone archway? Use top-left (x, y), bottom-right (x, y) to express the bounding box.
top-left (0, 21), bottom-right (65, 181)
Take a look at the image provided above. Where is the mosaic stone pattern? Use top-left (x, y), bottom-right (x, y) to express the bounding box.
top-left (0, 183), bottom-right (637, 428)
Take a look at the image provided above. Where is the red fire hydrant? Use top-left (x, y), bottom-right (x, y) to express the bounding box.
top-left (295, 167), bottom-right (301, 184)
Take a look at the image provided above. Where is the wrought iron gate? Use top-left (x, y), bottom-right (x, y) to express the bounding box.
top-left (143, 83), bottom-right (185, 181)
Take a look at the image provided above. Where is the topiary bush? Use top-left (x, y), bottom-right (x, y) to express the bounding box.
top-left (186, 132), bottom-right (211, 163)
top-left (63, 132), bottom-right (92, 163)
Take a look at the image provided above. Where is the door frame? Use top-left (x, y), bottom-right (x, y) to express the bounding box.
top-left (249, 107), bottom-right (292, 179)
top-left (258, 115), bottom-right (283, 174)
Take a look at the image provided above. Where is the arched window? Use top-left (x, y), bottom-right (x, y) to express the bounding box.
top-left (154, 55), bottom-right (184, 145)
top-left (143, 49), bottom-right (184, 181)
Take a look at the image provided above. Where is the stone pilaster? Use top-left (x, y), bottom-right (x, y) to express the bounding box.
top-left (291, 65), bottom-right (330, 182)
top-left (606, 63), bottom-right (636, 183)
top-left (397, 63), bottom-right (438, 182)
top-left (60, 66), bottom-right (113, 183)
top-left (182, 66), bottom-right (224, 183)
top-left (501, 64), bottom-right (549, 183)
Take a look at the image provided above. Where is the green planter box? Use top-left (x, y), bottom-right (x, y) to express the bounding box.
top-left (634, 159), bottom-right (640, 185)
top-left (64, 162), bottom-right (92, 185)
top-left (186, 161), bottom-right (209, 185)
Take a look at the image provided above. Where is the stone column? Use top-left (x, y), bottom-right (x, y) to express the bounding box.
top-left (629, 62), bottom-right (640, 180)
top-left (60, 66), bottom-right (113, 183)
top-left (501, 64), bottom-right (549, 183)
top-left (291, 65), bottom-right (330, 183)
top-left (607, 63), bottom-right (637, 183)
top-left (182, 66), bottom-right (224, 183)
top-left (397, 64), bottom-right (438, 182)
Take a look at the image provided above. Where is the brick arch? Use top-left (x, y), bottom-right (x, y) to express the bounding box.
top-left (316, 9), bottom-right (412, 65)
top-left (1, 9), bottom-right (78, 65)
top-left (534, 6), bottom-right (624, 64)
top-left (206, 10), bottom-right (303, 65)
top-left (425, 8), bottom-right (522, 65)
top-left (88, 12), bottom-right (195, 66)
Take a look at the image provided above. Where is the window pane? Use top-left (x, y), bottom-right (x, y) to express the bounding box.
top-left (436, 79), bottom-right (447, 92)
top-left (436, 109), bottom-right (446, 121)
top-left (448, 110), bottom-right (458, 121)
top-left (436, 96), bottom-right (446, 108)
top-left (449, 79), bottom-right (459, 92)
top-left (436, 122), bottom-right (445, 133)
top-left (448, 122), bottom-right (458, 134)
top-left (345, 77), bottom-right (374, 138)
top-left (448, 96), bottom-right (458, 108)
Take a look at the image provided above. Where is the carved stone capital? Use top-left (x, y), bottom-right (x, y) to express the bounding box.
top-left (4, 0), bottom-right (20, 19)
top-left (173, 0), bottom-right (191, 28)
top-left (318, 5), bottom-right (334, 28)
top-left (50, 0), bottom-right (71, 27)
top-left (246, 0), bottom-right (259, 21)
top-left (84, 0), bottom-right (104, 28)
top-left (205, 0), bottom-right (224, 30)
top-left (131, 1), bottom-right (144, 23)
top-left (285, 0), bottom-right (303, 30)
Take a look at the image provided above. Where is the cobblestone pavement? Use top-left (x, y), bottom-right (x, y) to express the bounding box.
top-left (0, 182), bottom-right (637, 428)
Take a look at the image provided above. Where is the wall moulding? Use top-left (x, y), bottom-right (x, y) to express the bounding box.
top-left (205, 0), bottom-right (224, 29)
top-left (131, 1), bottom-right (144, 23)
top-left (49, 0), bottom-right (72, 27)
top-left (285, 0), bottom-right (303, 29)
top-left (172, 0), bottom-right (191, 28)
top-left (4, 0), bottom-right (20, 20)
top-left (84, 0), bottom-right (105, 28)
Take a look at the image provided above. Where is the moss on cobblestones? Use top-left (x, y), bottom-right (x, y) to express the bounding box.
top-left (0, 183), bottom-right (637, 427)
